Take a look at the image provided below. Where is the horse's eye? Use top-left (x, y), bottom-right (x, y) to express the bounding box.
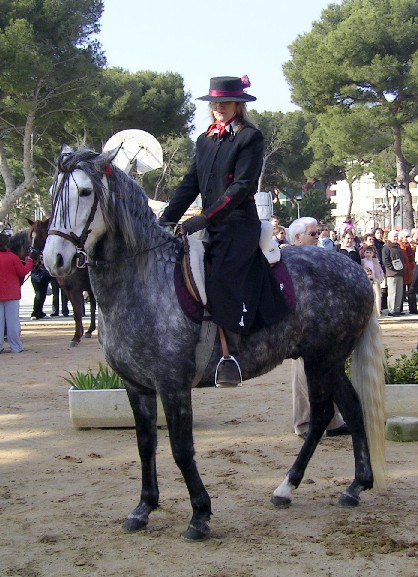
top-left (79, 188), bottom-right (92, 197)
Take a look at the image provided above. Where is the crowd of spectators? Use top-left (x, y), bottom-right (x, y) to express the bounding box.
top-left (272, 218), bottom-right (418, 317)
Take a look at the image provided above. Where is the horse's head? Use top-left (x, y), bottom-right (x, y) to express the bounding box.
top-left (43, 146), bottom-right (118, 276)
top-left (27, 218), bottom-right (49, 265)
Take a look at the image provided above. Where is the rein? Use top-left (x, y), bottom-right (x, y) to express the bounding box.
top-left (86, 238), bottom-right (174, 268)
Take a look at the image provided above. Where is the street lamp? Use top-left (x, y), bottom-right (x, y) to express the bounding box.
top-left (396, 183), bottom-right (406, 229)
top-left (295, 191), bottom-right (303, 219)
top-left (385, 183), bottom-right (406, 229)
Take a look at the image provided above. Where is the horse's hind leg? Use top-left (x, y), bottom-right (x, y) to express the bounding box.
top-left (84, 291), bottom-right (96, 338)
top-left (332, 366), bottom-right (373, 507)
top-left (271, 360), bottom-right (335, 508)
top-left (122, 382), bottom-right (159, 532)
top-left (160, 387), bottom-right (212, 541)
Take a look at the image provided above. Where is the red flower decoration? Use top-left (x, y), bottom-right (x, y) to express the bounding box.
top-left (105, 166), bottom-right (112, 177)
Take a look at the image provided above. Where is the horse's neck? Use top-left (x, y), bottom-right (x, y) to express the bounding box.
top-left (90, 225), bottom-right (180, 299)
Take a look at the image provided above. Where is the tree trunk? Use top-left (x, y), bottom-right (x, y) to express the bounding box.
top-left (0, 110), bottom-right (37, 220)
top-left (393, 125), bottom-right (413, 230)
top-left (346, 176), bottom-right (354, 220)
top-left (257, 157), bottom-right (267, 192)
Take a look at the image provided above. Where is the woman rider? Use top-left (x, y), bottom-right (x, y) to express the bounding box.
top-left (159, 76), bottom-right (287, 386)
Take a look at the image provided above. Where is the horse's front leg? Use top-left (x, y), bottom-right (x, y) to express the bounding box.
top-left (84, 291), bottom-right (96, 338)
top-left (161, 386), bottom-right (212, 541)
top-left (123, 382), bottom-right (159, 532)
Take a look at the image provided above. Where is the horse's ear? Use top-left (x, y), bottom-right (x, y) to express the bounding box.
top-left (94, 147), bottom-right (120, 173)
top-left (61, 145), bottom-right (74, 154)
top-left (27, 218), bottom-right (34, 226)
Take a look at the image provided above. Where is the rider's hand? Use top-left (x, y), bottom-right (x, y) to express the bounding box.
top-left (181, 214), bottom-right (208, 235)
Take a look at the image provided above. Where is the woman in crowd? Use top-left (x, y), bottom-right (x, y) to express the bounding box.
top-left (361, 245), bottom-right (385, 315)
top-left (398, 229), bottom-right (417, 314)
top-left (317, 224), bottom-right (334, 249)
top-left (0, 233), bottom-right (34, 353)
top-left (359, 232), bottom-right (375, 259)
top-left (337, 229), bottom-right (361, 264)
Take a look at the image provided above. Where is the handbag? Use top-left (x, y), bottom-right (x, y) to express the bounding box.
top-left (31, 265), bottom-right (51, 283)
top-left (391, 258), bottom-right (403, 271)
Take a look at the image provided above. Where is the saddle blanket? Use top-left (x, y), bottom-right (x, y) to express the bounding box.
top-left (174, 259), bottom-right (296, 325)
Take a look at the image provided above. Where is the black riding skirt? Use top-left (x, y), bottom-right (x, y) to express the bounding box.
top-left (206, 214), bottom-right (287, 335)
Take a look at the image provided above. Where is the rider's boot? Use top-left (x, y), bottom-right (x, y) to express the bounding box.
top-left (215, 329), bottom-right (242, 387)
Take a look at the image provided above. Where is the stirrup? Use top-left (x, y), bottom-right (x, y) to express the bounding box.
top-left (215, 355), bottom-right (242, 388)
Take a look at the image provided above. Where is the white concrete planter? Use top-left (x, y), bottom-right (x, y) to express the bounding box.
top-left (385, 384), bottom-right (418, 418)
top-left (68, 386), bottom-right (166, 429)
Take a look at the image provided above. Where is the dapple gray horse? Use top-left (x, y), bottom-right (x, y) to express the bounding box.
top-left (43, 147), bottom-right (386, 541)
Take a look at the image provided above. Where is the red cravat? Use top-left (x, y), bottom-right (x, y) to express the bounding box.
top-left (206, 115), bottom-right (236, 139)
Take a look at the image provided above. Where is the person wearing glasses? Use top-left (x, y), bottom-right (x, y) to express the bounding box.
top-left (158, 76), bottom-right (287, 386)
top-left (286, 217), bottom-right (349, 438)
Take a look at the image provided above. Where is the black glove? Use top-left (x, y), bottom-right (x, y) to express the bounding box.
top-left (181, 214), bottom-right (208, 235)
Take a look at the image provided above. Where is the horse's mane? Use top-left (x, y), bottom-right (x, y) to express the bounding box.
top-left (8, 229), bottom-right (30, 257)
top-left (53, 147), bottom-right (177, 259)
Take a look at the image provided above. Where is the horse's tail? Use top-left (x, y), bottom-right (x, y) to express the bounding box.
top-left (350, 310), bottom-right (386, 490)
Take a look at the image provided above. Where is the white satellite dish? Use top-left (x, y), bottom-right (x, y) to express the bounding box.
top-left (103, 129), bottom-right (163, 175)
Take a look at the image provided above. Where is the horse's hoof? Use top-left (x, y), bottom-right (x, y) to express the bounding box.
top-left (122, 515), bottom-right (148, 533)
top-left (84, 333), bottom-right (92, 339)
top-left (182, 522), bottom-right (211, 542)
top-left (70, 341), bottom-right (79, 347)
top-left (338, 491), bottom-right (360, 507)
top-left (270, 494), bottom-right (292, 509)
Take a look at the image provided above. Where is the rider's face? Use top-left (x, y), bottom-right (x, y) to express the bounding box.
top-left (210, 101), bottom-right (238, 124)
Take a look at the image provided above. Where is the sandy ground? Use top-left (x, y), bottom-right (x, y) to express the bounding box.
top-left (1, 318), bottom-right (417, 577)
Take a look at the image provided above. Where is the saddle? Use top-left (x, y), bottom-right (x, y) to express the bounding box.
top-left (178, 221), bottom-right (286, 388)
top-left (181, 220), bottom-right (282, 307)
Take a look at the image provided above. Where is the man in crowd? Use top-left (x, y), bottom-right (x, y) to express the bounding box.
top-left (286, 217), bottom-right (350, 438)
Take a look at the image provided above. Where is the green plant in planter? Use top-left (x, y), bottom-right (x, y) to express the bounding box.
top-left (385, 350), bottom-right (418, 384)
top-left (345, 348), bottom-right (418, 384)
top-left (64, 363), bottom-right (125, 390)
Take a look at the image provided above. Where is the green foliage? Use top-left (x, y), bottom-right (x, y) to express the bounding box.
top-left (283, 0), bottom-right (418, 225)
top-left (299, 187), bottom-right (336, 225)
top-left (249, 110), bottom-right (313, 193)
top-left (88, 69), bottom-right (195, 147)
top-left (63, 363), bottom-right (125, 390)
top-left (0, 0), bottom-right (195, 221)
top-left (142, 135), bottom-right (195, 201)
top-left (345, 347), bottom-right (418, 384)
top-left (385, 350), bottom-right (418, 384)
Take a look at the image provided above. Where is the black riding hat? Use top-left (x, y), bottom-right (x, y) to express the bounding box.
top-left (197, 76), bottom-right (256, 102)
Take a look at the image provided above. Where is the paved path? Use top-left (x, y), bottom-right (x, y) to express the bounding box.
top-left (19, 277), bottom-right (91, 325)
